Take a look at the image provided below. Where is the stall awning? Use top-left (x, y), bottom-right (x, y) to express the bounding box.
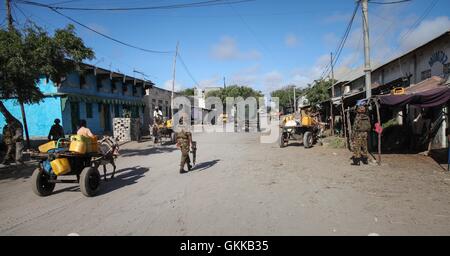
top-left (60, 94), bottom-right (144, 111)
top-left (378, 76), bottom-right (450, 108)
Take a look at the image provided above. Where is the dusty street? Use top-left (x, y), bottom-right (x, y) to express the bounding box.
top-left (1, 131), bottom-right (450, 235)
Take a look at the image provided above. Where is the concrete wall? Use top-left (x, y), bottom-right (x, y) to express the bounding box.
top-left (0, 97), bottom-right (63, 137)
top-left (1, 71), bottom-right (145, 138)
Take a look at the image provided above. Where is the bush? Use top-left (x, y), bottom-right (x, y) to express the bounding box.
top-left (325, 136), bottom-right (346, 149)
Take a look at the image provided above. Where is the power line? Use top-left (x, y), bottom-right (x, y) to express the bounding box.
top-left (177, 53), bottom-right (200, 87)
top-left (47, 7), bottom-right (174, 54)
top-left (320, 1), bottom-right (360, 80)
top-left (16, 0), bottom-right (255, 11)
top-left (369, 0), bottom-right (411, 5)
top-left (13, 4), bottom-right (159, 80)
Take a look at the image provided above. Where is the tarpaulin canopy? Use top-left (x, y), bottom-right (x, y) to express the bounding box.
top-left (378, 86), bottom-right (450, 108)
top-left (378, 76), bottom-right (450, 108)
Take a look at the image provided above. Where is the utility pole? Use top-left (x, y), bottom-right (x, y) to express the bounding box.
top-left (361, 0), bottom-right (372, 99)
top-left (6, 0), bottom-right (31, 148)
top-left (293, 85), bottom-right (296, 113)
top-left (330, 52), bottom-right (335, 135)
top-left (223, 77), bottom-right (226, 89)
top-left (171, 41), bottom-right (179, 119)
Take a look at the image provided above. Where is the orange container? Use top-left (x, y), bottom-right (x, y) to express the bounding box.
top-left (50, 158), bottom-right (71, 176)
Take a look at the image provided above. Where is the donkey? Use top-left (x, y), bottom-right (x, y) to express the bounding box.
top-left (98, 136), bottom-right (120, 181)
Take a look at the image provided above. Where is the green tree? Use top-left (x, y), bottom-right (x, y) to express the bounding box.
top-left (305, 78), bottom-right (334, 107)
top-left (0, 23), bottom-right (94, 121)
top-left (270, 85), bottom-right (304, 113)
top-left (206, 85), bottom-right (263, 102)
top-left (178, 87), bottom-right (195, 96)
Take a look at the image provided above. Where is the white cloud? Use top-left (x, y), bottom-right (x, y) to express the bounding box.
top-left (399, 16), bottom-right (450, 51)
top-left (164, 79), bottom-right (183, 92)
top-left (198, 75), bottom-right (221, 88)
top-left (229, 65), bottom-right (260, 86)
top-left (210, 36), bottom-right (261, 61)
top-left (263, 71), bottom-right (284, 92)
top-left (285, 33), bottom-right (299, 48)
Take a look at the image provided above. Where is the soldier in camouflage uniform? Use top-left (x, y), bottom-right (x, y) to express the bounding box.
top-left (176, 114), bottom-right (192, 174)
top-left (2, 124), bottom-right (14, 165)
top-left (352, 105), bottom-right (371, 165)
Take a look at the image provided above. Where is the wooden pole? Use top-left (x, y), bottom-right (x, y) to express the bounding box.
top-left (330, 52), bottom-right (335, 135)
top-left (341, 97), bottom-right (347, 148)
top-left (171, 41), bottom-right (179, 120)
top-left (347, 107), bottom-right (352, 151)
top-left (375, 99), bottom-right (382, 165)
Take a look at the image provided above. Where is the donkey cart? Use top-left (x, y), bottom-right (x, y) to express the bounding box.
top-left (29, 150), bottom-right (105, 197)
top-left (27, 136), bottom-right (119, 197)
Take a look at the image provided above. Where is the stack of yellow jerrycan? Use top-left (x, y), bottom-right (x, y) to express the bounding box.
top-left (69, 135), bottom-right (98, 154)
top-left (37, 140), bottom-right (71, 175)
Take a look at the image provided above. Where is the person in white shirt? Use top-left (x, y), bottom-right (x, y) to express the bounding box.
top-left (153, 107), bottom-right (163, 125)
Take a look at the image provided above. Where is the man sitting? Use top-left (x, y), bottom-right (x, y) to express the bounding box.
top-left (77, 119), bottom-right (95, 138)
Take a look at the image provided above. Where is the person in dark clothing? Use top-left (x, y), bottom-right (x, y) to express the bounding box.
top-left (48, 118), bottom-right (65, 141)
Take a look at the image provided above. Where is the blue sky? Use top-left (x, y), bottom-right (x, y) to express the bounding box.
top-left (2, 0), bottom-right (450, 95)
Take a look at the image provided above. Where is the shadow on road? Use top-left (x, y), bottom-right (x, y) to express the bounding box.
top-left (192, 159), bottom-right (220, 172)
top-left (97, 166), bottom-right (149, 196)
top-left (0, 163), bottom-right (37, 181)
top-left (51, 166), bottom-right (149, 196)
top-left (119, 146), bottom-right (177, 157)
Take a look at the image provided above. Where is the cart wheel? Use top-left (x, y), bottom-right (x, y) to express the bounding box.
top-left (279, 132), bottom-right (286, 148)
top-left (171, 132), bottom-right (176, 144)
top-left (80, 167), bottom-right (101, 197)
top-left (303, 131), bottom-right (313, 148)
top-left (31, 168), bottom-right (55, 197)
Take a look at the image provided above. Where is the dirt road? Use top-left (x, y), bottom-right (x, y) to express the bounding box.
top-left (1, 132), bottom-right (450, 235)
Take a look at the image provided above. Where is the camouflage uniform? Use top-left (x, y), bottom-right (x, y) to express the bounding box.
top-left (176, 128), bottom-right (192, 173)
top-left (352, 108), bottom-right (370, 165)
top-left (2, 125), bottom-right (15, 164)
top-left (10, 120), bottom-right (24, 163)
top-left (353, 131), bottom-right (368, 158)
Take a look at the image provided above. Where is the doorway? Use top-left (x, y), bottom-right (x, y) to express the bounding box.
top-left (70, 101), bottom-right (80, 133)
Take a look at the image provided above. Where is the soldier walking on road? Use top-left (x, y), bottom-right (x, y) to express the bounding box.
top-left (2, 123), bottom-right (14, 165)
top-left (176, 114), bottom-right (193, 174)
top-left (352, 105), bottom-right (371, 166)
top-left (10, 119), bottom-right (24, 164)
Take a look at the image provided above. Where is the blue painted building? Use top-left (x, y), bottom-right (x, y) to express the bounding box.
top-left (0, 63), bottom-right (152, 138)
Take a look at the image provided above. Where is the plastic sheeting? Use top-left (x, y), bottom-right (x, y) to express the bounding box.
top-left (378, 86), bottom-right (450, 108)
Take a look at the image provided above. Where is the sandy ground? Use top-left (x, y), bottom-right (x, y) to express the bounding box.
top-left (1, 131), bottom-right (450, 235)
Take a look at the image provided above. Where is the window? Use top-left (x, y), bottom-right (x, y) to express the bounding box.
top-left (132, 85), bottom-right (137, 96)
top-left (122, 83), bottom-right (128, 94)
top-left (86, 103), bottom-right (93, 118)
top-left (111, 81), bottom-right (117, 93)
top-left (96, 77), bottom-right (103, 91)
top-left (421, 69), bottom-right (431, 80)
top-left (79, 74), bottom-right (87, 89)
